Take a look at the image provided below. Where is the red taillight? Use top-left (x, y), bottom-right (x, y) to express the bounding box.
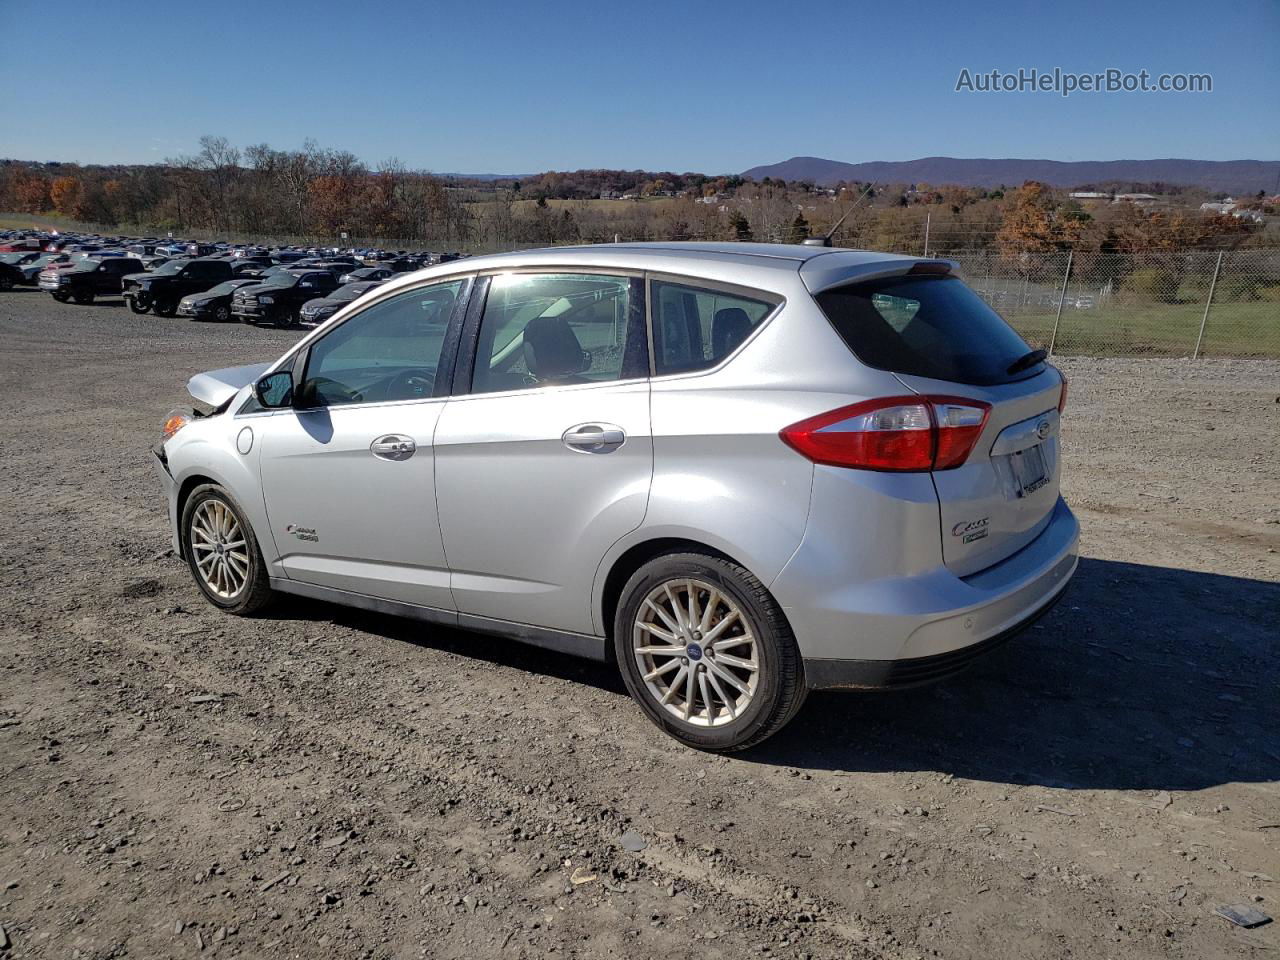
top-left (1057, 374), bottom-right (1069, 414)
top-left (780, 395), bottom-right (990, 472)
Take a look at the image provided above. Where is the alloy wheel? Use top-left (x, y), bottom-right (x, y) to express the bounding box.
top-left (632, 578), bottom-right (759, 727)
top-left (189, 499), bottom-right (250, 599)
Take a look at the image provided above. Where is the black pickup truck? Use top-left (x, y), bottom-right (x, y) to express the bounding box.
top-left (38, 257), bottom-right (145, 304)
top-left (231, 269), bottom-right (339, 326)
top-left (122, 258), bottom-right (234, 316)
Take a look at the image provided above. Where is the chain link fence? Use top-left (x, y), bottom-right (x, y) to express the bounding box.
top-left (955, 248), bottom-right (1280, 359)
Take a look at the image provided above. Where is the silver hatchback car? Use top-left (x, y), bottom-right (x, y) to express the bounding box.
top-left (155, 242), bottom-right (1078, 751)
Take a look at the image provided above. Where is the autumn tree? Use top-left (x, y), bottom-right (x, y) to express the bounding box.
top-left (50, 177), bottom-right (81, 215)
top-left (11, 170), bottom-right (50, 213)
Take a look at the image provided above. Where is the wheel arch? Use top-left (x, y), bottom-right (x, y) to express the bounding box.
top-left (598, 536), bottom-right (743, 649)
top-left (174, 473), bottom-right (219, 560)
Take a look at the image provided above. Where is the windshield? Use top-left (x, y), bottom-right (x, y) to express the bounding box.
top-left (205, 281), bottom-right (247, 296)
top-left (815, 274), bottom-right (1038, 386)
top-left (151, 259), bottom-right (188, 276)
top-left (260, 274), bottom-right (298, 289)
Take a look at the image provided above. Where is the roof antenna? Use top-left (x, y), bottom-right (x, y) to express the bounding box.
top-left (802, 183), bottom-right (874, 247)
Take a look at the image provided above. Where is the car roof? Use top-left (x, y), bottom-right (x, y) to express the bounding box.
top-left (366, 241), bottom-right (933, 300)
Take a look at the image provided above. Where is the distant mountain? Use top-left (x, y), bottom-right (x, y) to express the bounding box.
top-left (741, 156), bottom-right (1280, 194)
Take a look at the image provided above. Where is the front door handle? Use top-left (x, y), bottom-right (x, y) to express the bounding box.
top-left (371, 434), bottom-right (416, 461)
top-left (562, 423), bottom-right (625, 453)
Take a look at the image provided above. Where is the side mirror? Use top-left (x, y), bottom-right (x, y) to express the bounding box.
top-left (255, 371), bottom-right (294, 408)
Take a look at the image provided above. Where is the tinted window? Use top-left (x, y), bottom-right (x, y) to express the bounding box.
top-left (650, 280), bottom-right (775, 375)
top-left (299, 280), bottom-right (463, 407)
top-left (470, 273), bottom-right (643, 394)
top-left (815, 275), bottom-right (1036, 386)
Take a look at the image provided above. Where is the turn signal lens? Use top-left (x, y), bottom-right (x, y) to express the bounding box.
top-left (162, 410), bottom-right (192, 442)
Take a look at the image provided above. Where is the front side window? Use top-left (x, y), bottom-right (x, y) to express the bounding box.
top-left (650, 280), bottom-right (776, 375)
top-left (470, 273), bottom-right (643, 394)
top-left (298, 280), bottom-right (464, 408)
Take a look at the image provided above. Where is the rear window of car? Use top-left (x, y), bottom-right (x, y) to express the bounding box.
top-left (815, 275), bottom-right (1037, 386)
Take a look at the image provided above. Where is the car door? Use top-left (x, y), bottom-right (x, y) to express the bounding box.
top-left (434, 271), bottom-right (652, 636)
top-left (255, 277), bottom-right (470, 609)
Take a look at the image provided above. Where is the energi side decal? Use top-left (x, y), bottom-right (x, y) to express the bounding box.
top-left (952, 518), bottom-right (989, 544)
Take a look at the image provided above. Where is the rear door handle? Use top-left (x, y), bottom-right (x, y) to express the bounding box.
top-left (562, 423), bottom-right (625, 452)
top-left (371, 434), bottom-right (416, 461)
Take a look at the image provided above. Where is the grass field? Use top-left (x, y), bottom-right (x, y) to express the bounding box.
top-left (1005, 300), bottom-right (1279, 358)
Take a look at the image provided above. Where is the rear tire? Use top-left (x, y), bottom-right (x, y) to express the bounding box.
top-left (52, 290), bottom-right (71, 302)
top-left (0, 275), bottom-right (13, 291)
top-left (613, 552), bottom-right (806, 752)
top-left (181, 484), bottom-right (274, 616)
top-left (73, 290), bottom-right (94, 305)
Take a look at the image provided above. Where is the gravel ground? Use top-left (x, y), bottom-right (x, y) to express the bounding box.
top-left (1, 288), bottom-right (1277, 960)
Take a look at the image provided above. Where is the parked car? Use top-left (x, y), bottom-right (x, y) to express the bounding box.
top-left (154, 243), bottom-right (1077, 751)
top-left (230, 260), bottom-right (269, 279)
top-left (297, 279), bottom-right (385, 328)
top-left (122, 258), bottom-right (234, 316)
top-left (231, 269), bottom-right (339, 325)
top-left (338, 266), bottom-right (392, 285)
top-left (0, 258), bottom-right (24, 290)
top-left (177, 278), bottom-right (263, 322)
top-left (15, 252), bottom-right (71, 283)
top-left (38, 256), bottom-right (145, 303)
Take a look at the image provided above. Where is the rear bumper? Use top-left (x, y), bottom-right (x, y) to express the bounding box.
top-left (776, 496), bottom-right (1079, 687)
top-left (803, 582), bottom-right (1067, 689)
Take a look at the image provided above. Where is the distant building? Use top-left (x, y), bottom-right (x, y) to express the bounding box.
top-left (1069, 191), bottom-right (1110, 200)
top-left (1200, 201), bottom-right (1236, 214)
top-left (1113, 193), bottom-right (1160, 205)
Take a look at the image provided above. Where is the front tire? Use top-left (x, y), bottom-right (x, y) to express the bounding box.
top-left (181, 484), bottom-right (274, 615)
top-left (73, 290), bottom-right (95, 305)
top-left (52, 290), bottom-right (71, 302)
top-left (128, 297), bottom-right (151, 314)
top-left (0, 275), bottom-right (13, 291)
top-left (213, 304), bottom-right (230, 322)
top-left (154, 298), bottom-right (177, 318)
top-left (613, 553), bottom-right (806, 752)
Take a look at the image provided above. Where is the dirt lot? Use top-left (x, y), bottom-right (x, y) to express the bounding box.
top-left (1, 288), bottom-right (1277, 960)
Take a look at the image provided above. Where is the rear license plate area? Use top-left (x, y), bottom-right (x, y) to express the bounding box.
top-left (1010, 443), bottom-right (1049, 498)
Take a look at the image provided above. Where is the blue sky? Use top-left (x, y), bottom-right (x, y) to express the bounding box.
top-left (2, 0), bottom-right (1276, 173)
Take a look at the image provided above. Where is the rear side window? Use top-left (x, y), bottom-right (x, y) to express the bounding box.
top-left (816, 275), bottom-right (1036, 386)
top-left (650, 280), bottom-right (775, 375)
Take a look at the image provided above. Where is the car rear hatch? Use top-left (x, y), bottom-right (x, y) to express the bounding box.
top-left (809, 263), bottom-right (1067, 577)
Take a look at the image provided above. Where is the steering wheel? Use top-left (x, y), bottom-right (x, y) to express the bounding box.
top-left (302, 376), bottom-right (363, 406)
top-left (387, 367), bottom-right (435, 400)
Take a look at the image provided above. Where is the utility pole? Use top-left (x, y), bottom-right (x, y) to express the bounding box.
top-left (923, 212), bottom-right (930, 257)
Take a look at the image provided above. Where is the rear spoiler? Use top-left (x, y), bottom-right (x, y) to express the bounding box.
top-left (799, 253), bottom-right (960, 295)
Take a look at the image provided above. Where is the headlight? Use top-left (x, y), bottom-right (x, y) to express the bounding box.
top-left (162, 409), bottom-right (192, 442)
top-left (260, 295), bottom-right (274, 305)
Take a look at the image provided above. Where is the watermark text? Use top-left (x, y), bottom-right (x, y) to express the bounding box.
top-left (955, 67), bottom-right (1212, 97)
